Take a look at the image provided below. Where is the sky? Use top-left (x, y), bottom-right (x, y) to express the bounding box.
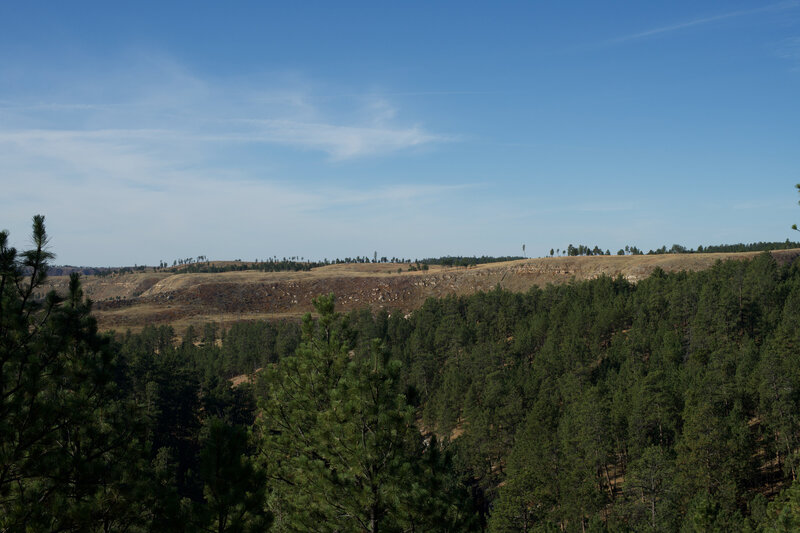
top-left (1, 1), bottom-right (799, 266)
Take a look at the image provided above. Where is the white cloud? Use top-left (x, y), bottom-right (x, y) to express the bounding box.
top-left (610, 1), bottom-right (800, 44)
top-left (0, 124), bottom-right (467, 264)
top-left (0, 53), bottom-right (449, 159)
top-left (0, 55), bottom-right (470, 264)
top-left (237, 119), bottom-right (449, 159)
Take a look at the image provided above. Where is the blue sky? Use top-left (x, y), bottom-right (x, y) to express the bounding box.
top-left (1, 1), bottom-right (799, 265)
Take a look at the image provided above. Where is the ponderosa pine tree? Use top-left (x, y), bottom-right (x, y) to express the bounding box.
top-left (0, 216), bottom-right (146, 531)
top-left (758, 285), bottom-right (800, 481)
top-left (191, 417), bottom-right (272, 533)
top-left (255, 293), bottom-right (477, 532)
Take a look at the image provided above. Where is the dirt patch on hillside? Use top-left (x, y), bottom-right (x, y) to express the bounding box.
top-left (45, 272), bottom-right (171, 302)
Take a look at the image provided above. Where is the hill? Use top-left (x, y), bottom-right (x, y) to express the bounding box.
top-left (42, 249), bottom-right (800, 332)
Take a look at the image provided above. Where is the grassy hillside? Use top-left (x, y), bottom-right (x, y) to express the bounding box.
top-left (43, 249), bottom-right (800, 333)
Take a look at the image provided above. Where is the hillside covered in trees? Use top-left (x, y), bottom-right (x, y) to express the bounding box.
top-left (5, 216), bottom-right (800, 531)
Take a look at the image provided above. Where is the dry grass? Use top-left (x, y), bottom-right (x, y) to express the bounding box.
top-left (44, 250), bottom-right (800, 334)
top-left (229, 368), bottom-right (263, 388)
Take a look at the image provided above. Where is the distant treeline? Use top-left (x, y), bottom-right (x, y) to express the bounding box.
top-left (422, 255), bottom-right (525, 267)
top-left (174, 256), bottom-right (419, 274)
top-left (553, 239), bottom-right (800, 257)
top-left (44, 265), bottom-right (149, 277)
top-left (175, 260), bottom-right (318, 274)
top-left (47, 240), bottom-right (800, 277)
top-left (670, 239), bottom-right (800, 254)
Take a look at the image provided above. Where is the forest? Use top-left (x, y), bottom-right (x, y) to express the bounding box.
top-left (4, 216), bottom-right (800, 532)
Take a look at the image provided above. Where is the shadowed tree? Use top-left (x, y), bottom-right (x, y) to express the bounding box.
top-left (0, 216), bottom-right (146, 531)
top-left (191, 417), bottom-right (272, 533)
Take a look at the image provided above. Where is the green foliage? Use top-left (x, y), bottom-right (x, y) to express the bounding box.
top-left (564, 243), bottom-right (607, 256)
top-left (0, 216), bottom-right (147, 530)
top-left (8, 213), bottom-right (800, 531)
top-left (422, 255), bottom-right (524, 267)
top-left (192, 418), bottom-right (271, 533)
top-left (175, 259), bottom-right (318, 274)
top-left (256, 294), bottom-right (477, 532)
top-left (371, 253), bottom-right (800, 531)
top-left (560, 241), bottom-right (800, 257)
top-left (760, 480), bottom-right (800, 531)
top-left (116, 321), bottom-right (266, 531)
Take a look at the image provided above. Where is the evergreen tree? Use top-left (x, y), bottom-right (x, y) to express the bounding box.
top-left (256, 294), bottom-right (477, 532)
top-left (0, 216), bottom-right (146, 531)
top-left (191, 418), bottom-right (272, 533)
top-left (761, 480), bottom-right (800, 531)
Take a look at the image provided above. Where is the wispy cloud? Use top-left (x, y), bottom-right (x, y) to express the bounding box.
top-left (0, 124), bottom-right (473, 264)
top-left (0, 56), bottom-right (450, 160)
top-left (610, 1), bottom-right (800, 44)
top-left (0, 56), bottom-right (471, 264)
top-left (775, 36), bottom-right (800, 70)
top-left (234, 119), bottom-right (451, 159)
top-left (0, 120), bottom-right (452, 162)
top-left (0, 112), bottom-right (447, 161)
